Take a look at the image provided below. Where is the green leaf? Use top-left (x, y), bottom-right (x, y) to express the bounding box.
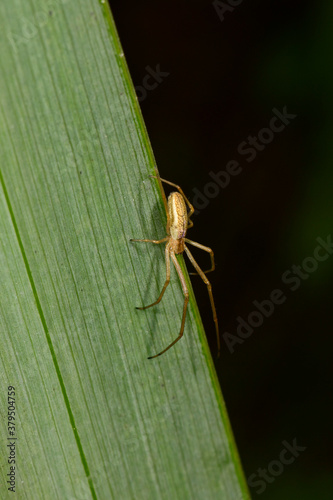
top-left (0, 1), bottom-right (250, 498)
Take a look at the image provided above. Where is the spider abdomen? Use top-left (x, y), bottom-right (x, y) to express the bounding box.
top-left (168, 192), bottom-right (188, 240)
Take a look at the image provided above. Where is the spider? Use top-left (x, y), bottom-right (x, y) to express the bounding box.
top-left (130, 175), bottom-right (219, 359)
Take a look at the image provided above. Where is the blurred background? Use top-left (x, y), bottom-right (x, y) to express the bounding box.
top-left (110, 1), bottom-right (333, 498)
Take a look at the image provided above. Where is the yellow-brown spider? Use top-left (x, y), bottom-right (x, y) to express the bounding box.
top-left (130, 176), bottom-right (219, 359)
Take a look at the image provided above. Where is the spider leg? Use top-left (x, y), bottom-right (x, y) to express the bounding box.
top-left (136, 244), bottom-right (170, 310)
top-left (148, 251), bottom-right (189, 359)
top-left (184, 245), bottom-right (220, 357)
top-left (150, 175), bottom-right (194, 218)
top-left (185, 239), bottom-right (215, 274)
top-left (130, 237), bottom-right (168, 244)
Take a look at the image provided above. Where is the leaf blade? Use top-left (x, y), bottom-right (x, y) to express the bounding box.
top-left (0, 1), bottom-right (250, 499)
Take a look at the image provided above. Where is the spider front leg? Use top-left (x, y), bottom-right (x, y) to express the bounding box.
top-left (136, 244), bottom-right (171, 310)
top-left (184, 245), bottom-right (220, 356)
top-left (148, 251), bottom-right (189, 359)
top-left (185, 239), bottom-right (215, 274)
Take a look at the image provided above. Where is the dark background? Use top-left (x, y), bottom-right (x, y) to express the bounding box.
top-left (110, 1), bottom-right (333, 498)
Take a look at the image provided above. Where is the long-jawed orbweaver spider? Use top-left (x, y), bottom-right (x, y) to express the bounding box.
top-left (130, 175), bottom-right (219, 359)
